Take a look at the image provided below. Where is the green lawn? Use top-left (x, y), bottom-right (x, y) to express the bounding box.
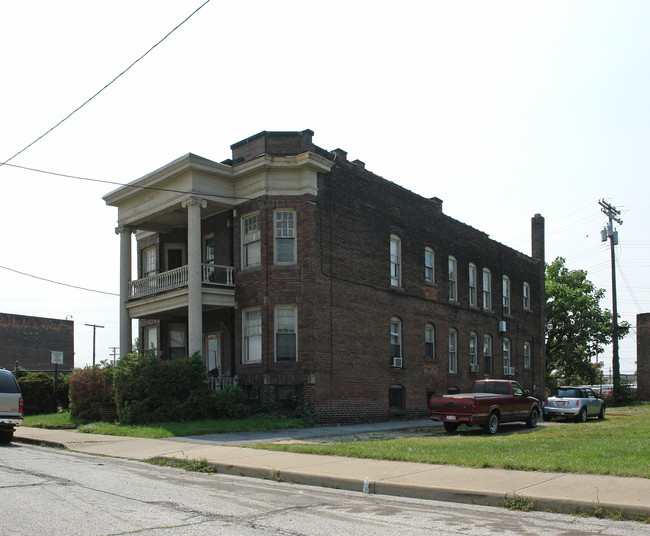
top-left (251, 405), bottom-right (650, 478)
top-left (23, 412), bottom-right (305, 439)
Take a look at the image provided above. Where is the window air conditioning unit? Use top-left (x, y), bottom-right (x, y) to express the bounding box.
top-left (498, 321), bottom-right (507, 333)
top-left (504, 366), bottom-right (515, 376)
top-left (392, 357), bottom-right (403, 368)
top-left (470, 363), bottom-right (479, 373)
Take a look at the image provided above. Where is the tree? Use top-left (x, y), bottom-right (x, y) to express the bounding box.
top-left (545, 257), bottom-right (629, 388)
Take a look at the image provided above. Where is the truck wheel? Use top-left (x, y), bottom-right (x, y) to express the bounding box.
top-left (0, 431), bottom-right (13, 444)
top-left (526, 408), bottom-right (539, 428)
top-left (575, 408), bottom-right (587, 423)
top-left (443, 422), bottom-right (459, 433)
top-left (598, 405), bottom-right (606, 420)
top-left (484, 412), bottom-right (499, 435)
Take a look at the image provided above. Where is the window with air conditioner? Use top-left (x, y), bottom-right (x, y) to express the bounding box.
top-left (391, 317), bottom-right (402, 366)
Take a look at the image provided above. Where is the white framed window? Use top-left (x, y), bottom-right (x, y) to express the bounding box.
top-left (469, 263), bottom-right (477, 307)
top-left (523, 282), bottom-right (531, 310)
top-left (143, 246), bottom-right (157, 278)
top-left (484, 334), bottom-right (493, 375)
top-left (203, 234), bottom-right (215, 281)
top-left (164, 243), bottom-right (186, 271)
top-left (425, 247), bottom-right (435, 283)
top-left (502, 275), bottom-right (511, 316)
top-left (168, 324), bottom-right (186, 359)
top-left (503, 338), bottom-right (512, 375)
top-left (144, 325), bottom-right (158, 352)
top-left (243, 308), bottom-right (262, 363)
top-left (390, 235), bottom-right (401, 287)
top-left (275, 306), bottom-right (297, 361)
top-left (482, 268), bottom-right (492, 310)
top-left (425, 323), bottom-right (435, 360)
top-left (448, 256), bottom-right (457, 302)
top-left (274, 210), bottom-right (296, 264)
top-left (448, 329), bottom-right (458, 374)
top-left (524, 341), bottom-right (531, 369)
top-left (242, 213), bottom-right (261, 268)
top-left (391, 317), bottom-right (402, 363)
top-left (469, 331), bottom-right (478, 371)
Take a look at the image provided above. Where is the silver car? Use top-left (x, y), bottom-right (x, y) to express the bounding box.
top-left (543, 386), bottom-right (605, 423)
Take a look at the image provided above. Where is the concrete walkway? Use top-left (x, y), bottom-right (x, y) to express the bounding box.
top-left (13, 423), bottom-right (650, 520)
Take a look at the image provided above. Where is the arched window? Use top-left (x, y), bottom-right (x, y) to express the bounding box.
top-left (448, 256), bottom-right (458, 302)
top-left (524, 341), bottom-right (531, 369)
top-left (469, 331), bottom-right (478, 373)
top-left (390, 235), bottom-right (401, 287)
top-left (469, 263), bottom-right (477, 307)
top-left (448, 328), bottom-right (458, 374)
top-left (482, 268), bottom-right (492, 310)
top-left (502, 276), bottom-right (511, 316)
top-left (483, 334), bottom-right (493, 375)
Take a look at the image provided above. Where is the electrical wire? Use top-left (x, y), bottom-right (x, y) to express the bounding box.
top-left (0, 0), bottom-right (211, 168)
top-left (0, 264), bottom-right (118, 296)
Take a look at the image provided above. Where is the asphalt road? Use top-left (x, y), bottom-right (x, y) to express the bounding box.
top-left (1, 443), bottom-right (648, 536)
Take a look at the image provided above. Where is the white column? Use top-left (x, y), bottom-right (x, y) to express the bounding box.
top-left (116, 226), bottom-right (132, 356)
top-left (182, 196), bottom-right (207, 357)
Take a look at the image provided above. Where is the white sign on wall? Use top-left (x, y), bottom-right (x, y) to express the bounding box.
top-left (51, 351), bottom-right (64, 365)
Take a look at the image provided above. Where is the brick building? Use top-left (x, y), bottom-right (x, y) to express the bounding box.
top-left (0, 313), bottom-right (74, 374)
top-left (104, 130), bottom-right (545, 423)
top-left (637, 313), bottom-right (649, 401)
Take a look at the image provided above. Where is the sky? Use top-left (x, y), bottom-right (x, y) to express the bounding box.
top-left (1, 1), bottom-right (648, 374)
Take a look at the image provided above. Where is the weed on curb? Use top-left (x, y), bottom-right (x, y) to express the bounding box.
top-left (144, 456), bottom-right (218, 473)
top-left (504, 493), bottom-right (535, 512)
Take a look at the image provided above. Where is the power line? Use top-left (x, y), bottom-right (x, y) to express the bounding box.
top-left (0, 264), bottom-right (118, 296)
top-left (0, 0), bottom-right (211, 168)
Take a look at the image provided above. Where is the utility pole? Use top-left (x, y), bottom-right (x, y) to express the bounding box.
top-left (109, 346), bottom-right (120, 366)
top-left (599, 199), bottom-right (622, 400)
top-left (85, 323), bottom-right (105, 366)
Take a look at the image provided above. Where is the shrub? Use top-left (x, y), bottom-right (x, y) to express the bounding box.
top-left (17, 372), bottom-right (58, 415)
top-left (69, 365), bottom-right (115, 422)
top-left (55, 374), bottom-right (70, 410)
top-left (113, 352), bottom-right (218, 424)
top-left (214, 386), bottom-right (250, 419)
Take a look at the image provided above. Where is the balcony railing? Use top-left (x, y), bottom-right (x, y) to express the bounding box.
top-left (207, 376), bottom-right (238, 391)
top-left (129, 264), bottom-right (234, 299)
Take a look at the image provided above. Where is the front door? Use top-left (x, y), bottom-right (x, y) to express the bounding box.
top-left (205, 333), bottom-right (221, 375)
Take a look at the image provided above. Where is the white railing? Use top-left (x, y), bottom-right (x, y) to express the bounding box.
top-left (128, 264), bottom-right (234, 299)
top-left (207, 376), bottom-right (239, 391)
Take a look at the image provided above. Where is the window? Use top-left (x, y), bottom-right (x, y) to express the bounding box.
top-left (274, 210), bottom-right (296, 264)
top-left (469, 331), bottom-right (478, 371)
top-left (448, 256), bottom-right (457, 302)
top-left (524, 341), bottom-right (531, 369)
top-left (390, 235), bottom-right (401, 287)
top-left (144, 325), bottom-right (157, 352)
top-left (164, 244), bottom-right (185, 271)
top-left (502, 276), bottom-right (511, 316)
top-left (523, 282), bottom-right (531, 310)
top-left (168, 324), bottom-right (186, 359)
top-left (448, 328), bottom-right (458, 374)
top-left (243, 308), bottom-right (262, 363)
top-left (425, 247), bottom-right (435, 283)
top-left (390, 317), bottom-right (402, 362)
top-left (503, 338), bottom-right (512, 375)
top-left (482, 268), bottom-right (492, 310)
top-left (275, 306), bottom-right (297, 361)
top-left (425, 323), bottom-right (435, 360)
top-left (203, 234), bottom-right (215, 281)
top-left (242, 213), bottom-right (261, 268)
top-left (389, 385), bottom-right (406, 411)
top-left (483, 334), bottom-right (493, 375)
top-left (143, 246), bottom-right (157, 278)
top-left (469, 263), bottom-right (477, 307)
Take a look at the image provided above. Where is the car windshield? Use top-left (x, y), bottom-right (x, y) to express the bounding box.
top-left (554, 388), bottom-right (580, 398)
top-left (0, 371), bottom-right (21, 393)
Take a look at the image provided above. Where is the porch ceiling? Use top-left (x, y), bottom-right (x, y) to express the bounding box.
top-left (126, 287), bottom-right (235, 319)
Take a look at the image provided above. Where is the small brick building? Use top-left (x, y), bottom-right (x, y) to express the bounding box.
top-left (104, 130), bottom-right (546, 423)
top-left (637, 313), bottom-right (649, 401)
top-left (0, 313), bottom-right (74, 374)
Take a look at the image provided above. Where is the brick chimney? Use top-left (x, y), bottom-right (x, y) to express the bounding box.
top-left (230, 129), bottom-right (314, 163)
top-left (531, 213), bottom-right (545, 263)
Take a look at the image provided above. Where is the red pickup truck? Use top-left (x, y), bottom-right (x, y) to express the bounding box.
top-left (429, 380), bottom-right (541, 434)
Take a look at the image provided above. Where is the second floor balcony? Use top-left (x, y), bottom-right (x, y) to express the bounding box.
top-left (126, 263), bottom-right (235, 318)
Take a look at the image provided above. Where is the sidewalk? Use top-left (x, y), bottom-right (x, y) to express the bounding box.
top-left (13, 424), bottom-right (650, 520)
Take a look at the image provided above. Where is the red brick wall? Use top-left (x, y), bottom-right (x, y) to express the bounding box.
top-left (0, 313), bottom-right (74, 373)
top-left (637, 313), bottom-right (649, 401)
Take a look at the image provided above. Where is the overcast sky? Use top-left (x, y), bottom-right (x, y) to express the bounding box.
top-left (1, 1), bottom-right (648, 374)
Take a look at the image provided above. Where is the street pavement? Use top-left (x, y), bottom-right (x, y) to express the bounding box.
top-left (13, 420), bottom-right (650, 520)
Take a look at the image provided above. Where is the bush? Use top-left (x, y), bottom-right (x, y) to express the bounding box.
top-left (17, 372), bottom-right (58, 415)
top-left (55, 374), bottom-right (70, 410)
top-left (69, 365), bottom-right (115, 422)
top-left (113, 352), bottom-right (218, 424)
top-left (214, 386), bottom-right (250, 419)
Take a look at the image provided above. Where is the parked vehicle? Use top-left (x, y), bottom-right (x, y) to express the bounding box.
top-left (429, 380), bottom-right (541, 435)
top-left (543, 386), bottom-right (605, 423)
top-left (0, 368), bottom-right (23, 443)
